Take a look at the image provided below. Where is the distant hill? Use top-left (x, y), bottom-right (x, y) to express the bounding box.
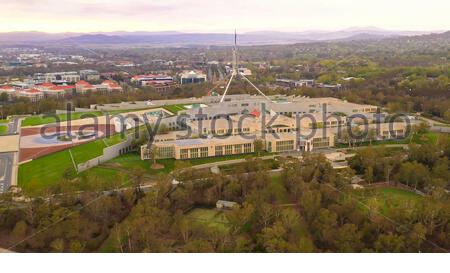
top-left (0, 28), bottom-right (445, 46)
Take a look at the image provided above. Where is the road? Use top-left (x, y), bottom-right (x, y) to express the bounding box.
top-left (417, 116), bottom-right (450, 133)
top-left (0, 153), bottom-right (14, 193)
top-left (0, 117), bottom-right (22, 193)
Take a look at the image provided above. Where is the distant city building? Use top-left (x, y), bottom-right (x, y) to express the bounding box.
top-left (276, 79), bottom-right (315, 88)
top-left (80, 70), bottom-right (101, 82)
top-left (131, 74), bottom-right (174, 87)
top-left (238, 67), bottom-right (252, 76)
top-left (180, 70), bottom-right (207, 85)
top-left (44, 71), bottom-right (80, 84)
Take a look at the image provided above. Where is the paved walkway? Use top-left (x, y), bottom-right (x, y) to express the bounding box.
top-left (190, 155), bottom-right (277, 170)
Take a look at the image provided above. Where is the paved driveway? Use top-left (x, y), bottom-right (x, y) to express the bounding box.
top-left (0, 153), bottom-right (14, 193)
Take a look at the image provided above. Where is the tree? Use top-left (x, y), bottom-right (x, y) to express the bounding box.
top-left (334, 223), bottom-right (363, 252)
top-left (368, 128), bottom-right (377, 145)
top-left (364, 166), bottom-right (374, 185)
top-left (131, 166), bottom-right (146, 193)
top-left (147, 145), bottom-right (159, 168)
top-left (257, 221), bottom-right (290, 252)
top-left (11, 220), bottom-right (27, 241)
top-left (253, 139), bottom-right (264, 156)
top-left (396, 161), bottom-right (429, 189)
top-left (374, 233), bottom-right (405, 252)
top-left (340, 129), bottom-right (352, 148)
top-left (0, 93), bottom-right (8, 102)
top-left (50, 238), bottom-right (65, 253)
top-left (157, 123), bottom-right (170, 134)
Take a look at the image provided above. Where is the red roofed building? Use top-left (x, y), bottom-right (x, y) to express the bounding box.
top-left (36, 83), bottom-right (74, 98)
top-left (76, 79), bottom-right (122, 94)
top-left (48, 85), bottom-right (75, 98)
top-left (75, 80), bottom-right (94, 94)
top-left (17, 88), bottom-right (44, 102)
top-left (0, 85), bottom-right (16, 100)
top-left (101, 80), bottom-right (123, 92)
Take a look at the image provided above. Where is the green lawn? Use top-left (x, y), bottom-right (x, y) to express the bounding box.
top-left (0, 124), bottom-right (7, 135)
top-left (71, 140), bottom-right (107, 164)
top-left (77, 167), bottom-right (132, 190)
top-left (103, 133), bottom-right (128, 146)
top-left (336, 132), bottom-right (441, 148)
top-left (18, 150), bottom-right (75, 194)
top-left (356, 186), bottom-right (423, 215)
top-left (376, 187), bottom-right (422, 203)
top-left (21, 105), bottom-right (183, 127)
top-left (186, 208), bottom-right (229, 231)
top-left (18, 133), bottom-right (129, 194)
top-left (162, 104), bottom-right (187, 115)
top-left (411, 132), bottom-right (440, 145)
top-left (106, 152), bottom-right (175, 175)
top-left (21, 111), bottom-right (104, 127)
top-left (268, 173), bottom-right (290, 204)
top-left (99, 151), bottom-right (272, 176)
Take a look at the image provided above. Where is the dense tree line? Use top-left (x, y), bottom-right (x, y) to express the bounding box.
top-left (103, 154), bottom-right (449, 253)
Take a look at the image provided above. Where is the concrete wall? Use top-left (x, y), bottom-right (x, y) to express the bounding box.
top-left (77, 135), bottom-right (134, 173)
top-left (55, 108), bottom-right (98, 115)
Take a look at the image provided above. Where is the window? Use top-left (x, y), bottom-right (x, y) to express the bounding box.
top-left (243, 143), bottom-right (252, 153)
top-left (200, 147), bottom-right (209, 157)
top-left (225, 145), bottom-right (233, 155)
top-left (190, 148), bottom-right (199, 159)
top-left (215, 146), bottom-right (223, 156)
top-left (234, 144), bottom-right (243, 154)
top-left (180, 149), bottom-right (189, 159)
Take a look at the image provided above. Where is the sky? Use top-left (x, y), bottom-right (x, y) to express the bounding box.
top-left (0, 0), bottom-right (449, 33)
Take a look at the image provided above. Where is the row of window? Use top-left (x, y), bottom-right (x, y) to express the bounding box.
top-left (157, 146), bottom-right (175, 159)
top-left (275, 140), bottom-right (294, 152)
top-left (180, 147), bottom-right (209, 159)
top-left (215, 143), bottom-right (252, 156)
top-left (312, 137), bottom-right (331, 148)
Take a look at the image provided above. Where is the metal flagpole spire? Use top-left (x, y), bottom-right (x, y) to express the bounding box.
top-left (220, 29), bottom-right (270, 103)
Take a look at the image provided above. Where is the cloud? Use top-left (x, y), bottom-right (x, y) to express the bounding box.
top-left (0, 0), bottom-right (449, 32)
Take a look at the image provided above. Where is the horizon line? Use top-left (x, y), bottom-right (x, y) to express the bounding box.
top-left (0, 27), bottom-right (447, 35)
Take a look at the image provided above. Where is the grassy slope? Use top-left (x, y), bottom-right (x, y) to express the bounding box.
top-left (18, 150), bottom-right (74, 192)
top-left (71, 140), bottom-right (107, 164)
top-left (162, 104), bottom-right (187, 115)
top-left (0, 125), bottom-right (7, 135)
top-left (18, 134), bottom-right (128, 193)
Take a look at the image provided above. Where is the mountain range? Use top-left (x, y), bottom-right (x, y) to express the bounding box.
top-left (0, 28), bottom-right (446, 46)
